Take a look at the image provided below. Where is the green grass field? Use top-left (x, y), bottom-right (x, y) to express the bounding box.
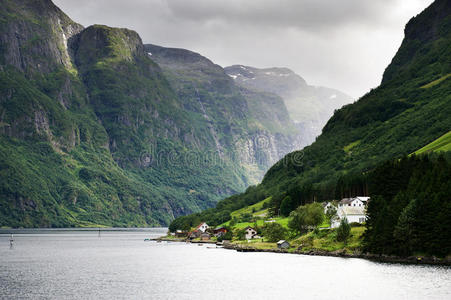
top-left (230, 197), bottom-right (271, 218)
top-left (414, 131), bottom-right (451, 154)
top-left (290, 226), bottom-right (365, 253)
top-left (420, 73), bottom-right (451, 89)
top-left (222, 216), bottom-right (290, 229)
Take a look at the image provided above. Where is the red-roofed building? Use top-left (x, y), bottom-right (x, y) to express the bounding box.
top-left (196, 222), bottom-right (209, 233)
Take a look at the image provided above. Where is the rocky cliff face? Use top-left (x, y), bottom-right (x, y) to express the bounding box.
top-left (0, 0), bottom-right (308, 227)
top-left (225, 65), bottom-right (353, 145)
top-left (0, 0), bottom-right (83, 74)
top-left (381, 0), bottom-right (451, 84)
top-left (145, 44), bottom-right (304, 179)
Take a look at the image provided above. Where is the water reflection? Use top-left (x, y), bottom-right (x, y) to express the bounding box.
top-left (0, 229), bottom-right (449, 300)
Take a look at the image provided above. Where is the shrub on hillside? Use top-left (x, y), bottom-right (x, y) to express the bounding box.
top-left (336, 218), bottom-right (351, 242)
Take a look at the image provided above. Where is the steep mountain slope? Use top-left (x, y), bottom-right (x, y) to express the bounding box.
top-left (0, 0), bottom-right (159, 227)
top-left (171, 0), bottom-right (451, 227)
top-left (0, 0), bottom-right (306, 227)
top-left (145, 44), bottom-right (303, 179)
top-left (225, 65), bottom-right (353, 144)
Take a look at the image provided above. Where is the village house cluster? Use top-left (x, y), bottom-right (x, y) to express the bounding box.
top-left (175, 222), bottom-right (228, 241)
top-left (324, 196), bottom-right (370, 228)
top-left (173, 196), bottom-right (370, 248)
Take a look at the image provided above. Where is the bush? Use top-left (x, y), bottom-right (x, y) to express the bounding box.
top-left (217, 231), bottom-right (233, 242)
top-left (336, 218), bottom-right (351, 242)
top-left (239, 213), bottom-right (252, 223)
top-left (288, 202), bottom-right (325, 234)
top-left (235, 228), bottom-right (247, 240)
top-left (262, 222), bottom-right (287, 242)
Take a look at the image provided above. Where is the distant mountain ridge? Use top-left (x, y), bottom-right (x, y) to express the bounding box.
top-left (225, 65), bottom-right (353, 144)
top-left (145, 44), bottom-right (304, 172)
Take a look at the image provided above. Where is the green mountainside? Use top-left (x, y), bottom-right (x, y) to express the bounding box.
top-left (0, 0), bottom-right (306, 227)
top-left (171, 0), bottom-right (451, 228)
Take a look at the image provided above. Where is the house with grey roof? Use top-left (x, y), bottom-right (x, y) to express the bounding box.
top-left (338, 197), bottom-right (365, 208)
top-left (277, 240), bottom-right (290, 249)
top-left (332, 205), bottom-right (366, 228)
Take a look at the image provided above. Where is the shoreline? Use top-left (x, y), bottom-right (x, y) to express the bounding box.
top-left (154, 237), bottom-right (451, 266)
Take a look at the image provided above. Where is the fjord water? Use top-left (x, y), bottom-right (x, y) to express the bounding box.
top-left (0, 229), bottom-right (449, 299)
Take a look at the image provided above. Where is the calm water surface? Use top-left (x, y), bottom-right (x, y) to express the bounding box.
top-left (0, 228), bottom-right (450, 299)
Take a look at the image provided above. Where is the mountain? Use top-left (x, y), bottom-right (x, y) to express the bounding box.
top-left (0, 0), bottom-right (304, 227)
top-left (144, 44), bottom-right (304, 175)
top-left (170, 0), bottom-right (451, 227)
top-left (225, 65), bottom-right (353, 144)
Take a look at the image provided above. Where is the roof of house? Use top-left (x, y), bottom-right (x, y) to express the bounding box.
top-left (339, 198), bottom-right (356, 204)
top-left (339, 206), bottom-right (365, 215)
top-left (244, 226), bottom-right (256, 231)
top-left (277, 240), bottom-right (288, 245)
top-left (188, 230), bottom-right (200, 236)
top-left (196, 222), bottom-right (208, 230)
top-left (356, 196), bottom-right (370, 202)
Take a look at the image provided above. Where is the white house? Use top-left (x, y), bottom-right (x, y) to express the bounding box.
top-left (332, 206), bottom-right (366, 228)
top-left (196, 222), bottom-right (209, 233)
top-left (244, 226), bottom-right (258, 240)
top-left (338, 197), bottom-right (365, 208)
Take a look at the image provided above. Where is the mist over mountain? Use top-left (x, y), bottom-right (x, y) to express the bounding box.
top-left (225, 65), bottom-right (353, 144)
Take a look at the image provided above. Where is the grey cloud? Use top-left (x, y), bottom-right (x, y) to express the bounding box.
top-left (166, 0), bottom-right (396, 31)
top-left (53, 0), bottom-right (434, 97)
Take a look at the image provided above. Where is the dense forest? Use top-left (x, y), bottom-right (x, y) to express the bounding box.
top-left (170, 0), bottom-right (451, 257)
top-left (170, 153), bottom-right (451, 257)
top-left (364, 154), bottom-right (451, 257)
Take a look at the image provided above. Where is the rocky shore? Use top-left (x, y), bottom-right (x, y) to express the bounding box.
top-left (151, 236), bottom-right (450, 266)
top-left (150, 237), bottom-right (216, 244)
top-left (221, 242), bottom-right (451, 266)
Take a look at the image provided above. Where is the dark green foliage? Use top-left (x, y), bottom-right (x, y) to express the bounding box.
top-left (363, 154), bottom-right (451, 257)
top-left (174, 0), bottom-right (451, 232)
top-left (217, 230), bottom-right (233, 242)
top-left (1, 0), bottom-right (304, 228)
top-left (288, 202), bottom-right (324, 235)
top-left (336, 218), bottom-right (351, 242)
top-left (262, 222), bottom-right (287, 242)
top-left (280, 196), bottom-right (294, 217)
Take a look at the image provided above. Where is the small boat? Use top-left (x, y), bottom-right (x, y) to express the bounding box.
top-left (144, 238), bottom-right (151, 242)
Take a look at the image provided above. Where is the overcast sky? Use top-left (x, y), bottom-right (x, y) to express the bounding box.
top-left (53, 0), bottom-right (434, 98)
